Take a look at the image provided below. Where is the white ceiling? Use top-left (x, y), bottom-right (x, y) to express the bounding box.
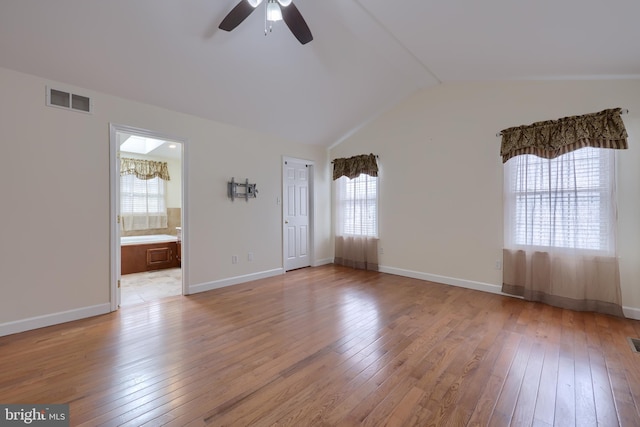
top-left (1, 0), bottom-right (639, 147)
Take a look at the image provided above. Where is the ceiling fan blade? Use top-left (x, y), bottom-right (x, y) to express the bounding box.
top-left (219, 1), bottom-right (256, 32)
top-left (281, 3), bottom-right (313, 45)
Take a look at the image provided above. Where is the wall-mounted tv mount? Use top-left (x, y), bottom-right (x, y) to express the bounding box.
top-left (228, 177), bottom-right (258, 202)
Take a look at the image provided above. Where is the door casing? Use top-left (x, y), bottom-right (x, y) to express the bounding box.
top-left (109, 123), bottom-right (189, 310)
top-left (282, 156), bottom-right (314, 271)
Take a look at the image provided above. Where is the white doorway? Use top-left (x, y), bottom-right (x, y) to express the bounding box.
top-left (109, 124), bottom-right (188, 310)
top-left (283, 157), bottom-right (313, 271)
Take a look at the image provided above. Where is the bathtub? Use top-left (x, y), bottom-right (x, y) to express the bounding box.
top-left (121, 234), bottom-right (177, 246)
top-left (121, 234), bottom-right (180, 274)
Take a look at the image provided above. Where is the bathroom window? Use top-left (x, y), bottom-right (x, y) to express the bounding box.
top-left (120, 174), bottom-right (168, 230)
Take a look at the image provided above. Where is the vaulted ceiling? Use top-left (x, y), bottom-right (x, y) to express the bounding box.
top-left (1, 0), bottom-right (639, 146)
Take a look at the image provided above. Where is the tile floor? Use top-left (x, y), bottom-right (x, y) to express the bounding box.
top-left (120, 268), bottom-right (182, 306)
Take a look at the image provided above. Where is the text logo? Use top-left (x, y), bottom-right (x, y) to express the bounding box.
top-left (1, 405), bottom-right (69, 426)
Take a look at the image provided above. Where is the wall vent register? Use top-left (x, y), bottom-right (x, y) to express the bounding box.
top-left (46, 86), bottom-right (92, 113)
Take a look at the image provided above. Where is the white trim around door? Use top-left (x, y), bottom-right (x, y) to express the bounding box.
top-left (282, 156), bottom-right (314, 271)
top-left (109, 123), bottom-right (189, 311)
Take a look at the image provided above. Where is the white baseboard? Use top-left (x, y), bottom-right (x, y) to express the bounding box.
top-left (4, 266), bottom-right (635, 338)
top-left (189, 268), bottom-right (284, 295)
top-left (379, 265), bottom-right (510, 296)
top-left (379, 265), bottom-right (640, 320)
top-left (623, 306), bottom-right (640, 320)
top-left (312, 258), bottom-right (333, 267)
top-left (0, 303), bottom-right (111, 337)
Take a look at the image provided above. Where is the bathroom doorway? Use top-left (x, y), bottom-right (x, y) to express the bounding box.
top-left (109, 124), bottom-right (188, 310)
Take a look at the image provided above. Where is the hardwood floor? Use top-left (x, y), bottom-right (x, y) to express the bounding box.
top-left (1, 265), bottom-right (640, 426)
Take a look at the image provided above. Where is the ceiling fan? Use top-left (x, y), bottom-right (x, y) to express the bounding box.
top-left (219, 0), bottom-right (313, 45)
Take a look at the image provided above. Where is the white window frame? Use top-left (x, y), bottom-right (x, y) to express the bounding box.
top-left (504, 147), bottom-right (616, 255)
top-left (335, 173), bottom-right (378, 238)
top-left (120, 174), bottom-right (168, 231)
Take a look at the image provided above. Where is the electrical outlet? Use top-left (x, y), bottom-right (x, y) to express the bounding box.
top-left (248, 252), bottom-right (254, 262)
top-left (379, 247), bottom-right (384, 254)
top-left (232, 255), bottom-right (238, 264)
top-left (495, 260), bottom-right (502, 270)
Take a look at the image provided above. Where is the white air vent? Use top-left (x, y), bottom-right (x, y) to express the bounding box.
top-left (46, 86), bottom-right (92, 113)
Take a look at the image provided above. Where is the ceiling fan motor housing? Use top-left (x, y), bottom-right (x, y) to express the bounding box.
top-left (220, 0), bottom-right (313, 44)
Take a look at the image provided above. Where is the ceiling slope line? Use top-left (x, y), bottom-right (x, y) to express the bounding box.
top-left (352, 0), bottom-right (442, 85)
top-left (327, 84), bottom-right (424, 150)
top-left (509, 73), bottom-right (640, 81)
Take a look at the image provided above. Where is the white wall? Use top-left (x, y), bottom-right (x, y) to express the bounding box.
top-left (0, 66), bottom-right (331, 333)
top-left (331, 80), bottom-right (640, 316)
top-left (3, 66), bottom-right (637, 334)
top-left (166, 157), bottom-right (181, 209)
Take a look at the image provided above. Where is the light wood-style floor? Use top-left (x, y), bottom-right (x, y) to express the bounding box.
top-left (1, 265), bottom-right (640, 426)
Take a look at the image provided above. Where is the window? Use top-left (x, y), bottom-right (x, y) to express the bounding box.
top-left (504, 147), bottom-right (615, 253)
top-left (335, 173), bottom-right (378, 237)
top-left (120, 174), bottom-right (168, 230)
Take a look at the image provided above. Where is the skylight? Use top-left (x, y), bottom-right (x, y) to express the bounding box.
top-left (120, 135), bottom-right (165, 155)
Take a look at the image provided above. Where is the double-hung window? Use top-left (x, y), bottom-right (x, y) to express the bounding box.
top-left (504, 147), bottom-right (615, 255)
top-left (335, 173), bottom-right (378, 238)
top-left (120, 160), bottom-right (169, 231)
top-left (333, 153), bottom-right (379, 271)
top-left (500, 108), bottom-right (626, 316)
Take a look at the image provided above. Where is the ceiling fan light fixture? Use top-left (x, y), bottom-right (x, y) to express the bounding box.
top-left (266, 1), bottom-right (282, 22)
top-left (220, 0), bottom-right (312, 44)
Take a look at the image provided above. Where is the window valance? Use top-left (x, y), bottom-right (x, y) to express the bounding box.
top-left (499, 108), bottom-right (628, 163)
top-left (332, 153), bottom-right (378, 180)
top-left (120, 157), bottom-right (171, 181)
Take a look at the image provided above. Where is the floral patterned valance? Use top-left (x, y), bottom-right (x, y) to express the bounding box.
top-left (332, 153), bottom-right (378, 180)
top-left (120, 157), bottom-right (171, 181)
top-left (500, 108), bottom-right (628, 163)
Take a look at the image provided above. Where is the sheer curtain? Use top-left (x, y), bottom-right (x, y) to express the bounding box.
top-left (333, 154), bottom-right (379, 271)
top-left (500, 108), bottom-right (628, 316)
top-left (503, 148), bottom-right (622, 316)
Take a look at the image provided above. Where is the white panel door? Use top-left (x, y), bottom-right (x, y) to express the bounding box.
top-left (284, 160), bottom-right (310, 271)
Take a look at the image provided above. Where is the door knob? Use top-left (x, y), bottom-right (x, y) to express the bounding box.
top-left (285, 220), bottom-right (289, 224)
